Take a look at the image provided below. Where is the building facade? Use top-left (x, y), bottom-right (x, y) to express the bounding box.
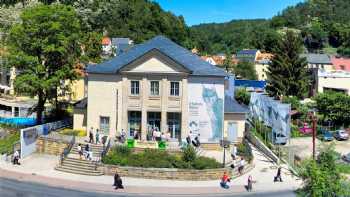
top-left (74, 36), bottom-right (247, 144)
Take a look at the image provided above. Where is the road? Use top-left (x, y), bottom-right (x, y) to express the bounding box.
top-left (0, 178), bottom-right (296, 197)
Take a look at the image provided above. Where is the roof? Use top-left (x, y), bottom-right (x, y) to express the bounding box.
top-left (87, 36), bottom-right (228, 77)
top-left (111, 38), bottom-right (130, 45)
top-left (101, 37), bottom-right (111, 45)
top-left (73, 98), bottom-right (87, 109)
top-left (237, 49), bottom-right (259, 56)
top-left (224, 96), bottom-right (249, 113)
top-left (235, 80), bottom-right (266, 89)
top-left (300, 53), bottom-right (332, 64)
top-left (331, 56), bottom-right (350, 71)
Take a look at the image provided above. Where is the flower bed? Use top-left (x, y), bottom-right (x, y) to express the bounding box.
top-left (102, 145), bottom-right (221, 170)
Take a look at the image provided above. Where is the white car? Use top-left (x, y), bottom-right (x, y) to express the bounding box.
top-left (342, 153), bottom-right (350, 163)
top-left (334, 130), bottom-right (349, 141)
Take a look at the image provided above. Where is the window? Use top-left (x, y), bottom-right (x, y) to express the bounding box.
top-left (100, 116), bottom-right (110, 135)
top-left (150, 81), bottom-right (159, 96)
top-left (130, 81), bottom-right (139, 95)
top-left (170, 81), bottom-right (179, 96)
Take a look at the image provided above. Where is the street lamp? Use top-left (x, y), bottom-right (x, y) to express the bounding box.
top-left (308, 109), bottom-right (317, 160)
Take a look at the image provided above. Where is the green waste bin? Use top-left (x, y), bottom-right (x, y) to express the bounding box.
top-left (127, 139), bottom-right (135, 148)
top-left (158, 141), bottom-right (166, 150)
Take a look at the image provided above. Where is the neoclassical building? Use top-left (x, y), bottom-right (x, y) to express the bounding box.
top-left (74, 36), bottom-right (247, 144)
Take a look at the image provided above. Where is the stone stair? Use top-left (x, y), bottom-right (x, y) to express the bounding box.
top-left (55, 143), bottom-right (105, 176)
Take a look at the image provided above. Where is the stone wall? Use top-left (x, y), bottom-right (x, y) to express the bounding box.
top-left (101, 162), bottom-right (254, 181)
top-left (36, 136), bottom-right (69, 155)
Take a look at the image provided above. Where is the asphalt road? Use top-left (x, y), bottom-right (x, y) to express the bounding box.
top-left (0, 178), bottom-right (296, 197)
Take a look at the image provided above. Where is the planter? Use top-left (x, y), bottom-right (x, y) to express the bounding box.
top-left (127, 139), bottom-right (135, 148)
top-left (157, 141), bottom-right (166, 150)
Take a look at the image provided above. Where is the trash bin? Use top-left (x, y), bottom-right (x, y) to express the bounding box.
top-left (158, 141), bottom-right (166, 150)
top-left (127, 139), bottom-right (135, 148)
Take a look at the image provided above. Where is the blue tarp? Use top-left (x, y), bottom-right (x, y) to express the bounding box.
top-left (0, 117), bottom-right (36, 126)
top-left (235, 80), bottom-right (266, 89)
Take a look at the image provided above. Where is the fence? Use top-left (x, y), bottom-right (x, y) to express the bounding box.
top-left (20, 119), bottom-right (72, 158)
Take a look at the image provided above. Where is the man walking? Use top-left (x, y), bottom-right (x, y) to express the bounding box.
top-left (274, 166), bottom-right (283, 182)
top-left (95, 129), bottom-right (100, 144)
top-left (89, 127), bottom-right (94, 143)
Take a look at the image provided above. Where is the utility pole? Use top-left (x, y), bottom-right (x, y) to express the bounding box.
top-left (312, 115), bottom-right (317, 160)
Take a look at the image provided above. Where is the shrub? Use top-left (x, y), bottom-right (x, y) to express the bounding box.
top-left (0, 132), bottom-right (20, 154)
top-left (59, 129), bottom-right (86, 137)
top-left (102, 145), bottom-right (221, 169)
top-left (237, 140), bottom-right (253, 163)
top-left (182, 146), bottom-right (197, 162)
top-left (192, 156), bottom-right (222, 170)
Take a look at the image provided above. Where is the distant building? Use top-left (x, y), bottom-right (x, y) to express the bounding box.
top-left (254, 53), bottom-right (273, 81)
top-left (101, 36), bottom-right (112, 56)
top-left (317, 70), bottom-right (350, 95)
top-left (111, 38), bottom-right (133, 56)
top-left (331, 56), bottom-right (350, 71)
top-left (236, 49), bottom-right (261, 63)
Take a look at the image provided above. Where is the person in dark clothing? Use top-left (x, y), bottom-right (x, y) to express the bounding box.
top-left (113, 171), bottom-right (124, 190)
top-left (274, 167), bottom-right (283, 182)
top-left (89, 128), bottom-right (94, 143)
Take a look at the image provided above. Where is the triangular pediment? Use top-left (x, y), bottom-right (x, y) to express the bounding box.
top-left (120, 49), bottom-right (190, 74)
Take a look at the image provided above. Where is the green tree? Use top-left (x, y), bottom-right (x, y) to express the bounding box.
top-left (314, 91), bottom-right (350, 127)
top-left (233, 61), bottom-right (257, 80)
top-left (235, 88), bottom-right (250, 105)
top-left (7, 4), bottom-right (82, 124)
top-left (298, 144), bottom-right (348, 197)
top-left (266, 30), bottom-right (309, 99)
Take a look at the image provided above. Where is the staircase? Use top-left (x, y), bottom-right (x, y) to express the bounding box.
top-left (55, 143), bottom-right (105, 176)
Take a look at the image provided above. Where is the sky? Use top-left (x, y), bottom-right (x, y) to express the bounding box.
top-left (154, 0), bottom-right (304, 26)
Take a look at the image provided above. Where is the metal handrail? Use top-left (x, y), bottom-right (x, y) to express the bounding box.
top-left (59, 135), bottom-right (75, 165)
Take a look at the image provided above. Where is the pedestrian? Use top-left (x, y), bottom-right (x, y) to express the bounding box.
top-left (247, 175), bottom-right (253, 192)
top-left (161, 132), bottom-right (166, 141)
top-left (231, 144), bottom-right (237, 160)
top-left (84, 144), bottom-right (90, 160)
top-left (77, 144), bottom-right (83, 159)
top-left (220, 171), bottom-right (230, 189)
top-left (238, 158), bottom-right (245, 175)
top-left (96, 129), bottom-right (100, 144)
top-left (274, 166), bottom-right (283, 182)
top-left (89, 127), bottom-right (94, 143)
top-left (155, 130), bottom-right (161, 141)
top-left (13, 150), bottom-right (20, 165)
top-left (114, 171), bottom-right (124, 190)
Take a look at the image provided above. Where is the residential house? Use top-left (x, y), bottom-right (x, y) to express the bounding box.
top-left (331, 56), bottom-right (350, 71)
top-left (74, 36), bottom-right (248, 146)
top-left (254, 53), bottom-right (273, 81)
top-left (236, 49), bottom-right (261, 63)
top-left (111, 38), bottom-right (133, 56)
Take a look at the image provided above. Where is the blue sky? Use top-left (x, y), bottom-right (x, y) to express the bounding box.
top-left (154, 0), bottom-right (304, 26)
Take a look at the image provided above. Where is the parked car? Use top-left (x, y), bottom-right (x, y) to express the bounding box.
top-left (272, 131), bottom-right (287, 145)
top-left (342, 153), bottom-right (350, 163)
top-left (321, 130), bottom-right (334, 141)
top-left (333, 130), bottom-right (349, 141)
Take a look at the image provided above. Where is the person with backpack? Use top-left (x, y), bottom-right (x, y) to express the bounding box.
top-left (274, 166), bottom-right (283, 182)
top-left (113, 171), bottom-right (124, 190)
top-left (247, 175), bottom-right (253, 192)
top-left (220, 171), bottom-right (230, 189)
top-left (89, 127), bottom-right (94, 143)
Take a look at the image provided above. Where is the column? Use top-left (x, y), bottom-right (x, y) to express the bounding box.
top-left (141, 77), bottom-right (148, 140)
top-left (181, 78), bottom-right (188, 141)
top-left (161, 78), bottom-right (168, 134)
top-left (11, 106), bottom-right (15, 117)
top-left (121, 77), bottom-right (129, 133)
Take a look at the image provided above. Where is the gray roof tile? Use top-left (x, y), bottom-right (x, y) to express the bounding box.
top-left (87, 36), bottom-right (227, 77)
top-left (300, 53), bottom-right (332, 64)
top-left (224, 96), bottom-right (249, 113)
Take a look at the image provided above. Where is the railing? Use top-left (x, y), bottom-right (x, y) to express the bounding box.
top-left (95, 137), bottom-right (111, 171)
top-left (59, 135), bottom-right (75, 165)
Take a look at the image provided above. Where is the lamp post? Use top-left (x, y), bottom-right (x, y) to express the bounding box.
top-left (308, 110), bottom-right (317, 160)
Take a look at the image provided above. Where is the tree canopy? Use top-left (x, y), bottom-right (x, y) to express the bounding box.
top-left (266, 31), bottom-right (309, 99)
top-left (7, 4), bottom-right (82, 123)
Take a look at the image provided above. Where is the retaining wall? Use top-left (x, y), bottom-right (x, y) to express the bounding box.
top-left (36, 135), bottom-right (70, 155)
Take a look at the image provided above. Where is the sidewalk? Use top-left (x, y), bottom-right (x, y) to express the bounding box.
top-left (0, 145), bottom-right (301, 195)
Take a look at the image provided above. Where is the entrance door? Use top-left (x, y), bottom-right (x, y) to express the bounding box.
top-left (147, 112), bottom-right (161, 140)
top-left (167, 112), bottom-right (181, 141)
top-left (128, 111), bottom-right (141, 138)
top-left (227, 122), bottom-right (238, 142)
top-left (100, 116), bottom-right (110, 136)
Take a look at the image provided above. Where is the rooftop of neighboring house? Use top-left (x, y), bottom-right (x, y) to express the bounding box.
top-left (88, 35), bottom-right (228, 77)
top-left (101, 37), bottom-right (111, 45)
top-left (224, 95), bottom-right (249, 114)
top-left (111, 38), bottom-right (133, 55)
top-left (300, 53), bottom-right (332, 65)
top-left (237, 49), bottom-right (259, 56)
top-left (331, 56), bottom-right (350, 71)
top-left (256, 52), bottom-right (273, 61)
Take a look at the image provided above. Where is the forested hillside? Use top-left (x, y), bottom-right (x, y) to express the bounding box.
top-left (191, 0), bottom-right (350, 56)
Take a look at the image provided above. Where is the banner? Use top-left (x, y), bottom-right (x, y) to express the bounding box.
top-left (188, 78), bottom-right (224, 142)
top-left (20, 119), bottom-right (71, 158)
top-left (249, 93), bottom-right (291, 137)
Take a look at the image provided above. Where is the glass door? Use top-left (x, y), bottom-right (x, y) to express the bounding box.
top-left (100, 116), bottom-right (110, 136)
top-left (167, 112), bottom-right (181, 140)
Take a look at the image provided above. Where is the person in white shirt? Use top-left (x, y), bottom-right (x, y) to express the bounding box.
top-left (231, 145), bottom-right (237, 160)
top-left (77, 144), bottom-right (83, 159)
top-left (155, 130), bottom-right (161, 141)
top-left (160, 132), bottom-right (166, 141)
top-left (13, 150), bottom-right (20, 165)
top-left (238, 158), bottom-right (245, 174)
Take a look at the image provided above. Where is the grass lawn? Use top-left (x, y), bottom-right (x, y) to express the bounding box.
top-left (0, 132), bottom-right (20, 154)
top-left (337, 163), bottom-right (350, 174)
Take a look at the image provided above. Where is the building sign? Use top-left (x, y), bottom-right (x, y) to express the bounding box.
top-left (188, 78), bottom-right (224, 142)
